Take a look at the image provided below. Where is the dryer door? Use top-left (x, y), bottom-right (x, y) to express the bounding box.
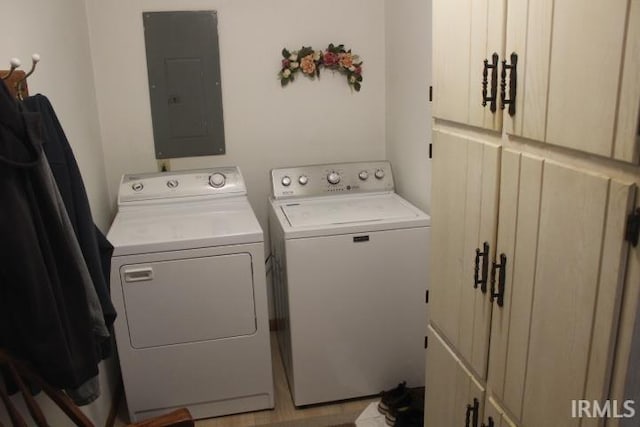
top-left (120, 253), bottom-right (256, 348)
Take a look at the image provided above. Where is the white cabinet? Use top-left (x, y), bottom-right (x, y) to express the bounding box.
top-left (483, 397), bottom-right (519, 427)
top-left (430, 0), bottom-right (640, 425)
top-left (432, 0), bottom-right (505, 131)
top-left (487, 151), bottom-right (636, 426)
top-left (429, 127), bottom-right (638, 426)
top-left (434, 0), bottom-right (640, 163)
top-left (430, 130), bottom-right (499, 379)
top-left (425, 325), bottom-right (485, 427)
top-left (506, 0), bottom-right (640, 163)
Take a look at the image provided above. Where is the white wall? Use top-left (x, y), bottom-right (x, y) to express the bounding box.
top-left (0, 1), bottom-right (116, 425)
top-left (86, 0), bottom-right (387, 241)
top-left (384, 0), bottom-right (432, 213)
top-left (0, 0), bottom-right (112, 231)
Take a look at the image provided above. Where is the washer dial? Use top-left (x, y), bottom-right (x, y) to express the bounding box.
top-left (327, 171), bottom-right (341, 185)
top-left (358, 170), bottom-right (369, 181)
top-left (298, 175), bottom-right (309, 185)
top-left (374, 169), bottom-right (385, 180)
top-left (131, 182), bottom-right (144, 192)
top-left (166, 179), bottom-right (179, 189)
top-left (209, 173), bottom-right (226, 188)
top-left (281, 176), bottom-right (292, 187)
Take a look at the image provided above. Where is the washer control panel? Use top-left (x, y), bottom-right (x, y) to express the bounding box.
top-left (271, 161), bottom-right (394, 199)
top-left (119, 167), bottom-right (246, 205)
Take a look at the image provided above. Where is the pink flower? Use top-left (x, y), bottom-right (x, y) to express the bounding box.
top-left (355, 66), bottom-right (362, 75)
top-left (323, 51), bottom-right (339, 67)
top-left (282, 59), bottom-right (290, 69)
top-left (300, 54), bottom-right (316, 75)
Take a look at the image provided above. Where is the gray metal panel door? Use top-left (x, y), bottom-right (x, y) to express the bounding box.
top-left (143, 11), bottom-right (225, 158)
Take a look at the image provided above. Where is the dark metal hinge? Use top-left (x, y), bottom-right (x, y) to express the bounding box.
top-left (626, 208), bottom-right (640, 247)
top-left (424, 336), bottom-right (428, 349)
top-left (429, 85), bottom-right (433, 102)
top-left (429, 143), bottom-right (433, 159)
top-left (425, 289), bottom-right (429, 304)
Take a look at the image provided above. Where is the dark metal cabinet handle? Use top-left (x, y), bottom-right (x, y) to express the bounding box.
top-left (490, 253), bottom-right (507, 307)
top-left (482, 53), bottom-right (499, 113)
top-left (626, 208), bottom-right (640, 247)
top-left (500, 52), bottom-right (518, 116)
top-left (465, 398), bottom-right (480, 427)
top-left (481, 417), bottom-right (495, 427)
top-left (474, 242), bottom-right (490, 293)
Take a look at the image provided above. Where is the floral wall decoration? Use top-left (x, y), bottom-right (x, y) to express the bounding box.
top-left (279, 43), bottom-right (363, 92)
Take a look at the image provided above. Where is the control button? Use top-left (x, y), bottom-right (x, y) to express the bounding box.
top-left (281, 176), bottom-right (292, 187)
top-left (166, 179), bottom-right (179, 189)
top-left (298, 175), bottom-right (309, 185)
top-left (209, 173), bottom-right (226, 188)
top-left (327, 171), bottom-right (341, 185)
top-left (374, 168), bottom-right (385, 179)
top-left (131, 182), bottom-right (144, 192)
top-left (358, 170), bottom-right (369, 181)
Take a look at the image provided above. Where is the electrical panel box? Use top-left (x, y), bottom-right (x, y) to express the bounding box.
top-left (143, 11), bottom-right (225, 159)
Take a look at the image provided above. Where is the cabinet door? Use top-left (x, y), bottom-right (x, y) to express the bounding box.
top-left (482, 396), bottom-right (519, 427)
top-left (487, 150), bottom-right (636, 426)
top-left (430, 130), bottom-right (500, 379)
top-left (506, 0), bottom-right (640, 163)
top-left (425, 325), bottom-right (485, 427)
top-left (432, 0), bottom-right (506, 131)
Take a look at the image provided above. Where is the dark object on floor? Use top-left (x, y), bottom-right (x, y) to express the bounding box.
top-left (383, 386), bottom-right (425, 426)
top-left (394, 407), bottom-right (424, 427)
top-left (0, 349), bottom-right (194, 427)
top-left (378, 381), bottom-right (409, 415)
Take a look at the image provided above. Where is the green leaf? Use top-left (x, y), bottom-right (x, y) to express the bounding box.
top-left (281, 78), bottom-right (287, 87)
top-left (354, 82), bottom-right (361, 92)
top-left (299, 46), bottom-right (314, 58)
top-left (282, 48), bottom-right (290, 58)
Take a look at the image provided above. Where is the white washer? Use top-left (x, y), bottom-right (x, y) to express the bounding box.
top-left (268, 161), bottom-right (430, 406)
top-left (108, 167), bottom-right (273, 422)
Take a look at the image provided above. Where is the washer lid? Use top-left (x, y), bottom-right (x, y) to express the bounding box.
top-left (281, 193), bottom-right (422, 227)
top-left (108, 197), bottom-right (263, 256)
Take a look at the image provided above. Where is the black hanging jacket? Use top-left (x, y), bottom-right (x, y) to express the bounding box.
top-left (0, 82), bottom-right (100, 389)
top-left (23, 95), bottom-right (116, 357)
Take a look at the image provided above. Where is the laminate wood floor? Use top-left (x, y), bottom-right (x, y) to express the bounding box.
top-left (115, 332), bottom-right (378, 427)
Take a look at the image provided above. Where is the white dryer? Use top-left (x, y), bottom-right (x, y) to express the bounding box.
top-left (268, 161), bottom-right (430, 406)
top-left (108, 167), bottom-right (273, 422)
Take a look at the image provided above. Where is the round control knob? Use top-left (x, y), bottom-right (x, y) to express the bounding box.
top-left (298, 175), bottom-right (309, 185)
top-left (166, 179), bottom-right (179, 189)
top-left (327, 171), bottom-right (341, 185)
top-left (209, 173), bottom-right (226, 188)
top-left (131, 182), bottom-right (144, 192)
top-left (374, 168), bottom-right (385, 180)
top-left (358, 170), bottom-right (369, 181)
top-left (281, 176), bottom-right (292, 187)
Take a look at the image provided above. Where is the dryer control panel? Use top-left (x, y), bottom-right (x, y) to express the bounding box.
top-left (271, 161), bottom-right (394, 199)
top-left (119, 167), bottom-right (246, 205)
